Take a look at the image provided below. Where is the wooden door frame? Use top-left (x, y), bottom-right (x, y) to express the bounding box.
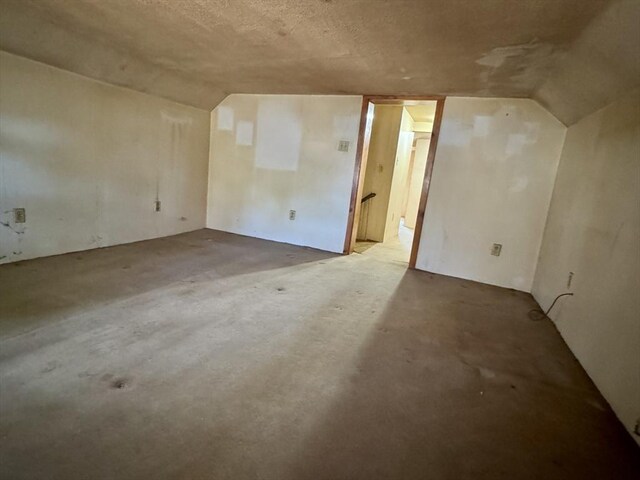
top-left (343, 95), bottom-right (446, 269)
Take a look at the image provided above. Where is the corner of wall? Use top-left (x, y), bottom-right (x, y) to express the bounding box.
top-left (530, 89), bottom-right (640, 444)
top-left (528, 95), bottom-right (569, 129)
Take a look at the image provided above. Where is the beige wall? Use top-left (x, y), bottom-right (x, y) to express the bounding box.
top-left (207, 94), bottom-right (361, 253)
top-left (357, 105), bottom-right (402, 242)
top-left (415, 97), bottom-right (566, 291)
top-left (384, 108), bottom-right (414, 241)
top-left (532, 90), bottom-right (640, 443)
top-left (0, 52), bottom-right (210, 264)
top-left (405, 137), bottom-right (430, 229)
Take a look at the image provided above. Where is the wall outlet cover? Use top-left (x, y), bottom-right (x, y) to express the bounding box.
top-left (155, 200), bottom-right (161, 212)
top-left (491, 243), bottom-right (502, 256)
top-left (14, 208), bottom-right (26, 223)
top-left (289, 210), bottom-right (296, 220)
top-left (338, 140), bottom-right (350, 152)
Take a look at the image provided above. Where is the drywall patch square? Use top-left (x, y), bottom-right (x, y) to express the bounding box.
top-left (217, 106), bottom-right (234, 131)
top-left (236, 121), bottom-right (254, 146)
top-left (506, 133), bottom-right (527, 155)
top-left (473, 115), bottom-right (491, 137)
top-left (255, 97), bottom-right (302, 171)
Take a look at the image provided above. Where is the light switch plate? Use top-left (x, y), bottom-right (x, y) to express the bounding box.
top-left (289, 210), bottom-right (296, 220)
top-left (338, 140), bottom-right (350, 152)
top-left (491, 243), bottom-right (502, 256)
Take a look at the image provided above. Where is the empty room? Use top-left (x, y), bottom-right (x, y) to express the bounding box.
top-left (0, 1), bottom-right (639, 479)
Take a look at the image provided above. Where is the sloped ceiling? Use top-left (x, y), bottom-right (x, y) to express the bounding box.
top-left (534, 0), bottom-right (640, 124)
top-left (1, 0), bottom-right (638, 125)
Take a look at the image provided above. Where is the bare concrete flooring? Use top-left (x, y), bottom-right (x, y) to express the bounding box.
top-left (1, 229), bottom-right (638, 479)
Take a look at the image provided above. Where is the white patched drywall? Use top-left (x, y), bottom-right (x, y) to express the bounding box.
top-left (207, 94), bottom-right (362, 253)
top-left (532, 90), bottom-right (640, 443)
top-left (415, 97), bottom-right (566, 291)
top-left (0, 52), bottom-right (211, 264)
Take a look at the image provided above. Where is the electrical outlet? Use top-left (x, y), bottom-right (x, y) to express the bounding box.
top-left (491, 243), bottom-right (502, 256)
top-left (155, 200), bottom-right (161, 212)
top-left (338, 140), bottom-right (350, 152)
top-left (13, 208), bottom-right (26, 224)
top-left (289, 210), bottom-right (296, 221)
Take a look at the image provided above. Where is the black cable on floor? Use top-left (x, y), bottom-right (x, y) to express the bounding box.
top-left (528, 292), bottom-right (574, 321)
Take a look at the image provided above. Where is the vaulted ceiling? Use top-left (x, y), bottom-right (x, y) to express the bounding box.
top-left (1, 0), bottom-right (638, 125)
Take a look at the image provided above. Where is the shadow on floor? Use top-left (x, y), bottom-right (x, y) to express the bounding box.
top-left (284, 270), bottom-right (640, 480)
top-left (1, 236), bottom-right (637, 480)
top-left (0, 229), bottom-right (335, 337)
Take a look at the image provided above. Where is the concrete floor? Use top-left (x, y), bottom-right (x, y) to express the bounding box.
top-left (1, 229), bottom-right (638, 480)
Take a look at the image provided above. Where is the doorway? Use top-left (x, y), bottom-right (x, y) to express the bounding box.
top-left (344, 96), bottom-right (445, 268)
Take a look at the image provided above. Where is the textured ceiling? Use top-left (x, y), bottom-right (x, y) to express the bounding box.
top-left (1, 0), bottom-right (638, 125)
